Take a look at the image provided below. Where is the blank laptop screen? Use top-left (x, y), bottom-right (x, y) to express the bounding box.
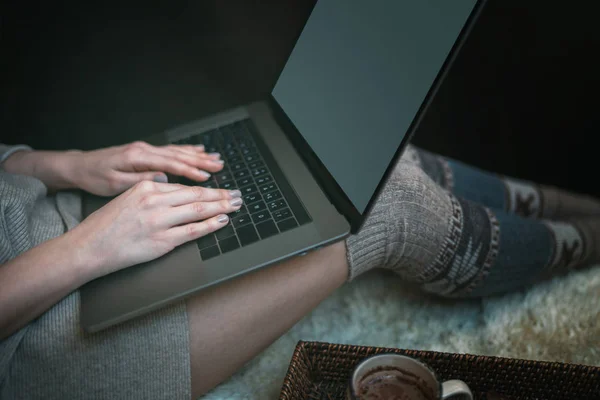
top-left (272, 0), bottom-right (477, 213)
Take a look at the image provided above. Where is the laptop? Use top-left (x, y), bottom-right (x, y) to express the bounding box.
top-left (80, 0), bottom-right (485, 333)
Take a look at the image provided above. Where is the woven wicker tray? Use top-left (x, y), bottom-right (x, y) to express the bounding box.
top-left (279, 341), bottom-right (600, 400)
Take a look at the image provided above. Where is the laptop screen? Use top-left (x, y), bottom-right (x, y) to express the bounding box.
top-left (272, 0), bottom-right (477, 214)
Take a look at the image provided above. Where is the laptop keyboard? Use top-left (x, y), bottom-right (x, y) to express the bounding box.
top-left (170, 119), bottom-right (311, 261)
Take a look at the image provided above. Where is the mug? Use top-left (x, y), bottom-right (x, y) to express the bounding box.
top-left (347, 353), bottom-right (473, 400)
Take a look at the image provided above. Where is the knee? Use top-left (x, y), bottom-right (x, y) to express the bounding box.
top-left (380, 160), bottom-right (450, 208)
top-left (374, 162), bottom-right (454, 281)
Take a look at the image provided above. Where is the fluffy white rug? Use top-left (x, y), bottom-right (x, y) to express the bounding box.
top-left (204, 266), bottom-right (600, 399)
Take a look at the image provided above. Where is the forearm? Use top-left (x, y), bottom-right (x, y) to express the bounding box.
top-left (0, 231), bottom-right (99, 340)
top-left (1, 149), bottom-right (81, 191)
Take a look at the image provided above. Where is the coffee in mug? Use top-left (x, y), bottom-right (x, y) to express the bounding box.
top-left (347, 354), bottom-right (472, 400)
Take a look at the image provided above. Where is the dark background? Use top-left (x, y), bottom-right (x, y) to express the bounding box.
top-left (1, 1), bottom-right (598, 195)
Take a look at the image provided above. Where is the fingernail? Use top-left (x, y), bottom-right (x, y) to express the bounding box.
top-left (195, 144), bottom-right (205, 150)
top-left (215, 159), bottom-right (225, 164)
top-left (153, 174), bottom-right (168, 183)
top-left (229, 190), bottom-right (242, 198)
top-left (217, 214), bottom-right (229, 223)
top-left (199, 171), bottom-right (211, 178)
top-left (229, 198), bottom-right (243, 206)
top-left (208, 152), bottom-right (221, 158)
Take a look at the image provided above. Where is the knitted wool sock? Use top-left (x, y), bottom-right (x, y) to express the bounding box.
top-left (345, 159), bottom-right (600, 298)
top-left (402, 145), bottom-right (600, 219)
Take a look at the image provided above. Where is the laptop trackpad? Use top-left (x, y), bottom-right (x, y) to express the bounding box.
top-left (80, 241), bottom-right (203, 332)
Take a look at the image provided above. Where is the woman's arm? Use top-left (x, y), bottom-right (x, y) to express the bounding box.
top-left (0, 229), bottom-right (98, 340)
top-left (2, 149), bottom-right (81, 191)
top-left (1, 141), bottom-right (225, 196)
top-left (0, 180), bottom-right (243, 340)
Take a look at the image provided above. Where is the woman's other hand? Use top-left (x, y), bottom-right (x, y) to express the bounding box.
top-left (2, 141), bottom-right (223, 196)
top-left (70, 141), bottom-right (224, 196)
top-left (70, 181), bottom-right (243, 278)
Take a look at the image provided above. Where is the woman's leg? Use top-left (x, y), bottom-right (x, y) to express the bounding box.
top-left (347, 159), bottom-right (600, 296)
top-left (185, 160), bottom-right (600, 397)
top-left (186, 241), bottom-right (348, 398)
top-left (402, 145), bottom-right (600, 219)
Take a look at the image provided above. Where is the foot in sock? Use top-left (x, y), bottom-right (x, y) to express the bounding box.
top-left (345, 158), bottom-right (600, 298)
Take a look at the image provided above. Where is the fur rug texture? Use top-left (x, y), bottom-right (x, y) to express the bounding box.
top-left (204, 266), bottom-right (600, 399)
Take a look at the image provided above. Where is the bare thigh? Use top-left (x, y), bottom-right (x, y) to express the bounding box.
top-left (186, 242), bottom-right (348, 398)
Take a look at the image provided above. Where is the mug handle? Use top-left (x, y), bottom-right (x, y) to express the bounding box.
top-left (441, 380), bottom-right (473, 400)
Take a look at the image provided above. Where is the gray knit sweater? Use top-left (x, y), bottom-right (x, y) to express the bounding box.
top-left (0, 144), bottom-right (191, 400)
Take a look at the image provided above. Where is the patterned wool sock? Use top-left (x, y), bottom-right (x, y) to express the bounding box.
top-left (402, 145), bottom-right (600, 219)
top-left (345, 158), bottom-right (599, 298)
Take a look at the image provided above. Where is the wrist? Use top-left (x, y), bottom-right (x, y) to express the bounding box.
top-left (2, 149), bottom-right (32, 174)
top-left (53, 150), bottom-right (85, 190)
top-left (4, 149), bottom-right (84, 191)
top-left (59, 226), bottom-right (108, 282)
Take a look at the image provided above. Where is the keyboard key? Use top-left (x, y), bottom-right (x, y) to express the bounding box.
top-left (200, 180), bottom-right (218, 189)
top-left (224, 149), bottom-right (238, 158)
top-left (236, 224), bottom-right (260, 246)
top-left (238, 140), bottom-right (253, 149)
top-left (200, 244), bottom-right (221, 260)
top-left (230, 205), bottom-right (248, 217)
top-left (268, 199), bottom-right (286, 211)
top-left (216, 225), bottom-right (235, 240)
top-left (215, 173), bottom-right (233, 184)
top-left (255, 175), bottom-right (272, 185)
top-left (244, 153), bottom-right (259, 163)
top-left (243, 192), bottom-right (261, 205)
top-left (234, 169), bottom-right (250, 179)
top-left (232, 214), bottom-right (252, 228)
top-left (196, 234), bottom-right (217, 249)
top-left (222, 142), bottom-right (234, 151)
top-left (205, 145), bottom-right (219, 153)
top-left (241, 184), bottom-right (257, 195)
top-left (263, 190), bottom-right (282, 202)
top-left (256, 220), bottom-right (279, 239)
top-left (218, 235), bottom-right (240, 253)
top-left (248, 201), bottom-right (266, 214)
top-left (219, 181), bottom-right (236, 190)
top-left (252, 167), bottom-right (268, 177)
top-left (259, 183), bottom-right (277, 193)
top-left (251, 210), bottom-right (271, 224)
top-left (202, 130), bottom-right (217, 145)
top-left (273, 208), bottom-right (292, 222)
top-left (230, 162), bottom-right (245, 171)
top-left (277, 218), bottom-right (298, 232)
top-left (237, 177), bottom-right (253, 187)
top-left (241, 147), bottom-right (256, 156)
top-left (247, 160), bottom-right (264, 169)
top-left (228, 156), bottom-right (243, 165)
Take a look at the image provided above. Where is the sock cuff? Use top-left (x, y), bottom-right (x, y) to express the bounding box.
top-left (345, 214), bottom-right (388, 281)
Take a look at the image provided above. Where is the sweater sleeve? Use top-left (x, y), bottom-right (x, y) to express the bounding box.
top-left (0, 144), bottom-right (33, 166)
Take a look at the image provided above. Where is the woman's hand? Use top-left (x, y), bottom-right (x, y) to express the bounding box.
top-left (2, 141), bottom-right (224, 196)
top-left (69, 141), bottom-right (224, 196)
top-left (70, 180), bottom-right (243, 278)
